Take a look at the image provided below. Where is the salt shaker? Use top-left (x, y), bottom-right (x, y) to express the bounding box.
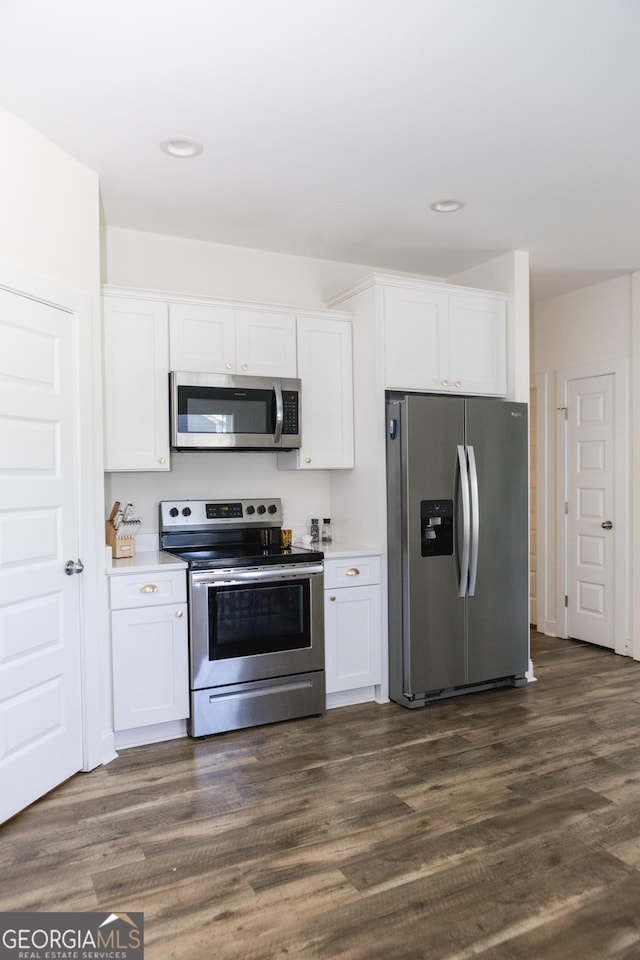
top-left (321, 518), bottom-right (332, 542)
top-left (310, 518), bottom-right (320, 542)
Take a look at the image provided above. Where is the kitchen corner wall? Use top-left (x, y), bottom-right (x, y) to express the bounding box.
top-left (530, 274), bottom-right (632, 647)
top-left (101, 225), bottom-right (436, 541)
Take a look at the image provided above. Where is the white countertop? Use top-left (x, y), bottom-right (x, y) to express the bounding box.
top-left (106, 548), bottom-right (187, 576)
top-left (316, 541), bottom-right (381, 559)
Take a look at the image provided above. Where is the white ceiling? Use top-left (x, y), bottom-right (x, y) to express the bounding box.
top-left (2, 0), bottom-right (640, 300)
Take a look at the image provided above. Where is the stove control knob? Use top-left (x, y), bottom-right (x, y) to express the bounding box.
top-left (246, 505), bottom-right (255, 515)
top-left (182, 507), bottom-right (192, 517)
top-left (268, 504), bottom-right (278, 514)
top-left (169, 507), bottom-right (179, 517)
top-left (257, 504), bottom-right (266, 515)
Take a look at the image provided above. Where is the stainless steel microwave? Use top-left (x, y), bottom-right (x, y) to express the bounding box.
top-left (170, 372), bottom-right (302, 450)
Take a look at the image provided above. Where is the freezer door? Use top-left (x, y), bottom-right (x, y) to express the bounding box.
top-left (387, 394), bottom-right (466, 702)
top-left (465, 398), bottom-right (529, 683)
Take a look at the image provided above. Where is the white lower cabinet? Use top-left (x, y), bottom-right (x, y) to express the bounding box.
top-left (109, 567), bottom-right (189, 738)
top-left (324, 555), bottom-right (382, 703)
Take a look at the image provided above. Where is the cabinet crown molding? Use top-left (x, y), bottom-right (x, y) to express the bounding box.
top-left (325, 272), bottom-right (507, 308)
top-left (102, 285), bottom-right (351, 322)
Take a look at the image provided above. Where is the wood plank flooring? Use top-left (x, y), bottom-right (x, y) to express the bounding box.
top-left (3, 631), bottom-right (640, 959)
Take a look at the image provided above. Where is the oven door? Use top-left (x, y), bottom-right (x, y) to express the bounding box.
top-left (189, 563), bottom-right (324, 689)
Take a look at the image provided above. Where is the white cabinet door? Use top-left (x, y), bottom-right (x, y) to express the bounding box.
top-left (169, 303), bottom-right (296, 377)
top-left (383, 284), bottom-right (507, 396)
top-left (111, 602), bottom-right (189, 731)
top-left (324, 584), bottom-right (381, 693)
top-left (103, 297), bottom-right (170, 470)
top-left (278, 315), bottom-right (354, 470)
top-left (384, 285), bottom-right (449, 391)
top-left (235, 310), bottom-right (297, 377)
top-left (448, 294), bottom-right (506, 396)
top-left (169, 303), bottom-right (235, 373)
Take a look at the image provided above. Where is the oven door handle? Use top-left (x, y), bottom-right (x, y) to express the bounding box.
top-left (191, 563), bottom-right (324, 584)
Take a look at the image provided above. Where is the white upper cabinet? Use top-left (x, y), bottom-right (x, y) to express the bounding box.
top-left (383, 283), bottom-right (507, 396)
top-left (447, 293), bottom-right (507, 396)
top-left (103, 288), bottom-right (352, 473)
top-left (103, 296), bottom-right (170, 471)
top-left (168, 303), bottom-right (235, 374)
top-left (278, 313), bottom-right (354, 470)
top-left (169, 302), bottom-right (297, 378)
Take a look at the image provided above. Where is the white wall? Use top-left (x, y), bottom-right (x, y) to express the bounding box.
top-left (530, 275), bottom-right (631, 642)
top-left (103, 225), bottom-right (423, 309)
top-left (533, 277), bottom-right (630, 373)
top-left (1, 107), bottom-right (100, 292)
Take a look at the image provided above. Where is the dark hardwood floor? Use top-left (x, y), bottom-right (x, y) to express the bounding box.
top-left (3, 631), bottom-right (640, 959)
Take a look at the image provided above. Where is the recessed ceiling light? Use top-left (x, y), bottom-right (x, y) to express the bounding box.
top-left (430, 199), bottom-right (465, 213)
top-left (160, 137), bottom-right (204, 158)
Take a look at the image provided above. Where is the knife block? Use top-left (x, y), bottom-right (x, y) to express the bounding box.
top-left (106, 521), bottom-right (135, 559)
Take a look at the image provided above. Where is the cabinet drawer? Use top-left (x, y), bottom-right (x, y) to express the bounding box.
top-left (324, 555), bottom-right (381, 589)
top-left (110, 569), bottom-right (187, 609)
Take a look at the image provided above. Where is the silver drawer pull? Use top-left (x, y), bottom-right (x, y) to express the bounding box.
top-left (140, 584), bottom-right (159, 594)
top-left (175, 609), bottom-right (184, 618)
top-left (345, 567), bottom-right (360, 576)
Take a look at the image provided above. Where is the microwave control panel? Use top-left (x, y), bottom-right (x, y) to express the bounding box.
top-left (282, 392), bottom-right (299, 435)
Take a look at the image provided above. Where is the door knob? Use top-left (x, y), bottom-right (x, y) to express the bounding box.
top-left (65, 559), bottom-right (84, 576)
top-left (601, 520), bottom-right (613, 530)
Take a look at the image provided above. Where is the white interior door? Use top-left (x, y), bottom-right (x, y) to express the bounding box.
top-left (0, 286), bottom-right (83, 823)
top-left (566, 374), bottom-right (615, 648)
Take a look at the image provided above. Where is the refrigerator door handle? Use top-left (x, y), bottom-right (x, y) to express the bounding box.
top-left (467, 444), bottom-right (480, 596)
top-left (457, 445), bottom-right (470, 597)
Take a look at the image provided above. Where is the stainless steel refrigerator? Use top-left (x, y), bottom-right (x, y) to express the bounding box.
top-left (386, 393), bottom-right (529, 708)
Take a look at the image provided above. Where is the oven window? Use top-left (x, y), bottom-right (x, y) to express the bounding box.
top-left (208, 579), bottom-right (311, 660)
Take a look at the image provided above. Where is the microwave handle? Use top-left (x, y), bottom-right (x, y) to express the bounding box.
top-left (273, 381), bottom-right (283, 443)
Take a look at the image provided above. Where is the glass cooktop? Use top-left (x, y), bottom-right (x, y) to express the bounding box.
top-left (163, 543), bottom-right (324, 571)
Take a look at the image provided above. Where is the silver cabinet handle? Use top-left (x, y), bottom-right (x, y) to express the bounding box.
top-left (175, 609), bottom-right (184, 617)
top-left (345, 567), bottom-right (360, 576)
top-left (601, 520), bottom-right (613, 530)
top-left (65, 559), bottom-right (84, 576)
top-left (329, 596), bottom-right (336, 601)
top-left (140, 583), bottom-right (159, 594)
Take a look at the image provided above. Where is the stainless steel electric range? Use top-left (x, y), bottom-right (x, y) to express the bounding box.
top-left (160, 498), bottom-right (325, 737)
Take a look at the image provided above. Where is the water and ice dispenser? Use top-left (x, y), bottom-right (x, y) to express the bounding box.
top-left (420, 500), bottom-right (454, 557)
